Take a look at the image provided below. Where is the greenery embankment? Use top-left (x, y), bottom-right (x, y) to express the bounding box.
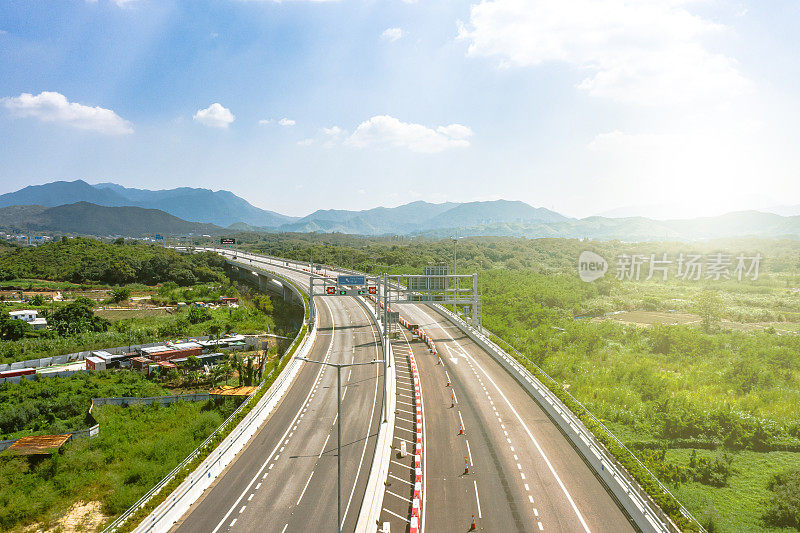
top-left (0, 393), bottom-right (240, 531)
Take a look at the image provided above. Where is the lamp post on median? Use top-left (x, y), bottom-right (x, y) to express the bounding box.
top-left (296, 356), bottom-right (384, 533)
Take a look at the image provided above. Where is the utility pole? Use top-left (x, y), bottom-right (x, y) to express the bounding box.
top-left (296, 356), bottom-right (383, 533)
top-left (452, 236), bottom-right (458, 315)
top-left (479, 260), bottom-right (483, 333)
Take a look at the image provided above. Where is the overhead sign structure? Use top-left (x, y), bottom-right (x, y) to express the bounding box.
top-left (220, 238), bottom-right (236, 245)
top-left (337, 275), bottom-right (366, 286)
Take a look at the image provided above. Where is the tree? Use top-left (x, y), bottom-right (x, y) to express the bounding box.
top-left (186, 355), bottom-right (203, 372)
top-left (0, 314), bottom-right (32, 340)
top-left (253, 294), bottom-right (273, 314)
top-left (208, 323), bottom-right (221, 349)
top-left (110, 287), bottom-right (131, 303)
top-left (765, 469), bottom-right (800, 528)
top-left (187, 306), bottom-right (211, 324)
top-left (50, 297), bottom-right (109, 336)
top-left (692, 290), bottom-right (724, 332)
top-left (30, 294), bottom-right (45, 306)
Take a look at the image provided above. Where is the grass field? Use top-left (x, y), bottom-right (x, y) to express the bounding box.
top-left (95, 307), bottom-right (173, 320)
top-left (666, 449), bottom-right (800, 532)
top-left (1, 399), bottom-right (238, 532)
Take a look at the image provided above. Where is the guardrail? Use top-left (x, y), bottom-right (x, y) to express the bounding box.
top-left (430, 303), bottom-right (694, 533)
top-left (104, 271), bottom-right (312, 533)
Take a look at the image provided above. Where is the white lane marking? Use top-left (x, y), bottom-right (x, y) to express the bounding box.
top-left (319, 433), bottom-right (331, 458)
top-left (281, 524), bottom-right (288, 533)
top-left (415, 307), bottom-right (591, 533)
top-left (466, 439), bottom-right (473, 466)
top-left (458, 410), bottom-right (465, 429)
top-left (398, 324), bottom-right (427, 532)
top-left (247, 494), bottom-right (253, 502)
top-left (383, 507), bottom-right (411, 523)
top-left (297, 470), bottom-right (315, 505)
top-left (391, 460), bottom-right (415, 471)
top-left (474, 480), bottom-right (483, 518)
top-left (208, 297), bottom-right (336, 533)
top-left (341, 300), bottom-right (382, 530)
top-left (230, 518), bottom-right (237, 527)
top-left (256, 482), bottom-right (261, 490)
top-left (386, 489), bottom-right (412, 503)
top-left (239, 506), bottom-right (246, 514)
top-left (389, 473), bottom-right (413, 486)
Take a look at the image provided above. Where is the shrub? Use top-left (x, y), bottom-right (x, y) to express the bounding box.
top-left (765, 469), bottom-right (800, 528)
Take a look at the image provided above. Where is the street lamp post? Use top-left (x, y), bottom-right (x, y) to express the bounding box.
top-left (296, 356), bottom-right (384, 533)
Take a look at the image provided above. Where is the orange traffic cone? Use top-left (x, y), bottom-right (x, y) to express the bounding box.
top-left (451, 391), bottom-right (455, 408)
top-left (464, 456), bottom-right (469, 475)
top-left (446, 378), bottom-right (450, 387)
top-left (458, 424), bottom-right (464, 435)
top-left (469, 514), bottom-right (476, 531)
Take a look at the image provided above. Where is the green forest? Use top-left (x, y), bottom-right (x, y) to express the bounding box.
top-left (0, 237), bottom-right (226, 285)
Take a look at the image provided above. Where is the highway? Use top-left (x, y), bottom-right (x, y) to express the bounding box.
top-left (170, 258), bottom-right (383, 533)
top-left (396, 303), bottom-right (634, 532)
top-left (189, 249), bottom-right (638, 533)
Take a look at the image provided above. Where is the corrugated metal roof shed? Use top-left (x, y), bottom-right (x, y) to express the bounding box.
top-left (6, 434), bottom-right (71, 455)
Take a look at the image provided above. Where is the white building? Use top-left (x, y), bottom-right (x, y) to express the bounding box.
top-left (9, 309), bottom-right (48, 330)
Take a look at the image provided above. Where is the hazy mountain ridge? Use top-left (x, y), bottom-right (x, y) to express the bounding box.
top-left (2, 181), bottom-right (799, 241)
top-left (419, 211), bottom-right (800, 241)
top-left (0, 180), bottom-right (294, 228)
top-left (0, 202), bottom-right (223, 236)
top-left (0, 181), bottom-right (567, 235)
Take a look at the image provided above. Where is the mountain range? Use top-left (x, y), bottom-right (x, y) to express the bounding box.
top-left (0, 180), bottom-right (568, 235)
top-left (1, 180), bottom-right (799, 241)
top-left (0, 180), bottom-right (292, 229)
top-left (0, 202), bottom-right (222, 237)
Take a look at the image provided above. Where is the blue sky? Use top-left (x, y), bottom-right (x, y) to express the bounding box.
top-left (1, 0), bottom-right (799, 218)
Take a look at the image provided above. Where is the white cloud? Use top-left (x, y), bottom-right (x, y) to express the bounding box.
top-left (297, 138), bottom-right (314, 146)
top-left (278, 118), bottom-right (296, 126)
top-left (193, 103), bottom-right (235, 129)
top-left (345, 115), bottom-right (473, 153)
top-left (86, 0), bottom-right (141, 7)
top-left (459, 0), bottom-right (752, 105)
top-left (258, 119), bottom-right (273, 125)
top-left (381, 27), bottom-right (403, 42)
top-left (323, 126), bottom-right (344, 137)
top-left (1, 91), bottom-right (133, 135)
